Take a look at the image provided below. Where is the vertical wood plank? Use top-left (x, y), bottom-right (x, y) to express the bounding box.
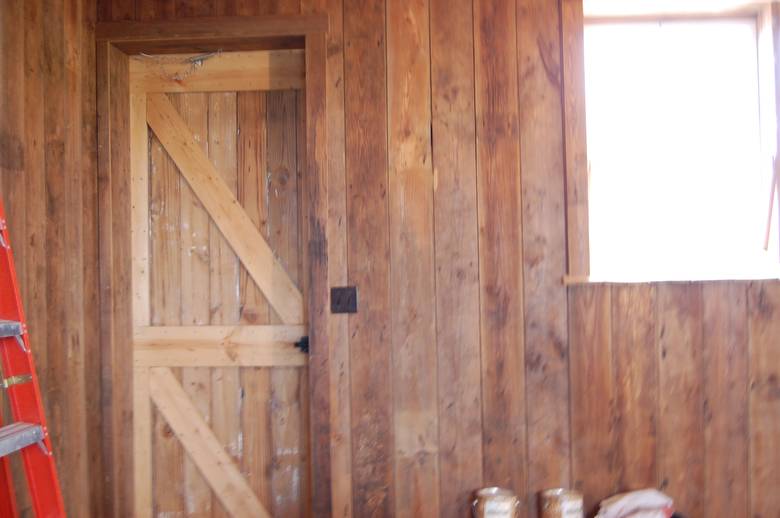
top-left (64, 0), bottom-right (90, 510)
top-left (137, 0), bottom-right (175, 20)
top-left (657, 283), bottom-right (705, 517)
top-left (103, 43), bottom-right (134, 518)
top-left (149, 95), bottom-right (185, 517)
top-left (130, 91), bottom-right (150, 328)
top-left (175, 0), bottom-right (217, 18)
top-left (748, 281), bottom-right (780, 518)
top-left (133, 367), bottom-right (152, 518)
top-left (702, 282), bottom-right (749, 518)
top-left (266, 90), bottom-right (305, 518)
top-left (236, 90), bottom-right (274, 510)
top-left (474, 0), bottom-right (526, 498)
top-left (516, 0), bottom-right (570, 513)
top-left (343, 0), bottom-right (394, 514)
top-left (429, 0), bottom-right (483, 515)
top-left (570, 285), bottom-right (618, 515)
top-left (302, 0), bottom-right (353, 514)
top-left (130, 87), bottom-right (151, 518)
top-left (80, 0), bottom-right (102, 514)
top-left (177, 92), bottom-right (213, 516)
top-left (560, 0), bottom-right (590, 278)
top-left (386, 0), bottom-right (439, 516)
top-left (207, 91), bottom-right (241, 518)
top-left (300, 19), bottom-right (332, 517)
top-left (611, 284), bottom-right (658, 490)
top-left (23, 0), bottom-right (47, 405)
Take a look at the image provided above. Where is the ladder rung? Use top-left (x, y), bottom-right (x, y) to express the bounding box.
top-left (0, 423), bottom-right (43, 458)
top-left (0, 320), bottom-right (22, 339)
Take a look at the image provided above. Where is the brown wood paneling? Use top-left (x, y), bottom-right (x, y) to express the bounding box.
top-left (33, 1), bottom-right (780, 516)
top-left (343, 0), bottom-right (394, 515)
top-left (748, 281), bottom-right (780, 518)
top-left (517, 1), bottom-right (570, 514)
top-left (657, 283), bottom-right (705, 517)
top-left (611, 284), bottom-right (658, 490)
top-left (474, 0), bottom-right (526, 499)
top-left (570, 285), bottom-right (617, 515)
top-left (266, 89), bottom-right (307, 517)
top-left (561, 0), bottom-right (590, 278)
top-left (387, 0), bottom-right (439, 516)
top-left (703, 282), bottom-right (749, 518)
top-left (430, 0), bottom-right (483, 515)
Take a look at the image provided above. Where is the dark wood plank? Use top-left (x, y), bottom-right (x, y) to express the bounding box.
top-left (702, 282), bottom-right (749, 518)
top-left (386, 0), bottom-right (439, 515)
top-left (343, 0), bottom-right (394, 514)
top-left (570, 285), bottom-right (618, 515)
top-left (611, 284), bottom-right (658, 490)
top-left (657, 283), bottom-right (705, 517)
top-left (300, 8), bottom-right (334, 513)
top-left (175, 0), bottom-right (217, 17)
top-left (474, 0), bottom-right (526, 498)
top-left (95, 14), bottom-right (329, 43)
top-left (430, 0), bottom-right (483, 515)
top-left (137, 0), bottom-right (175, 21)
top-left (62, 0), bottom-right (91, 514)
top-left (516, 1), bottom-right (570, 513)
top-left (99, 43), bottom-right (133, 518)
top-left (748, 281), bottom-right (780, 518)
top-left (80, 0), bottom-right (103, 515)
top-left (560, 0), bottom-right (590, 278)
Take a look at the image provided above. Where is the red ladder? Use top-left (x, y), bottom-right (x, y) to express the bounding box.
top-left (0, 200), bottom-right (65, 517)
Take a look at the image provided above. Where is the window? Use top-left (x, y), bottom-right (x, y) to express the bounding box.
top-left (584, 14), bottom-right (780, 281)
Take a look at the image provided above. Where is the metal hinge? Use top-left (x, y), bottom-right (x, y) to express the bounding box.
top-left (295, 336), bottom-right (309, 354)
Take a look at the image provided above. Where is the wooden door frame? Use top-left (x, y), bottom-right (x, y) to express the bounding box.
top-left (96, 16), bottom-right (330, 517)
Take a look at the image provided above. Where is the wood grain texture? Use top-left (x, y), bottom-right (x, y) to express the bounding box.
top-left (343, 0), bottom-right (394, 514)
top-left (748, 281), bottom-right (780, 518)
top-left (570, 285), bottom-right (617, 516)
top-left (148, 92), bottom-right (185, 518)
top-left (561, 0), bottom-right (590, 277)
top-left (301, 24), bottom-right (332, 518)
top-left (207, 90), bottom-right (242, 518)
top-left (657, 283), bottom-right (705, 517)
top-left (703, 282), bottom-right (749, 518)
top-left (474, 0), bottom-right (526, 498)
top-left (516, 1), bottom-right (570, 514)
top-left (611, 284), bottom-right (658, 490)
top-left (102, 43), bottom-right (135, 518)
top-left (146, 92), bottom-right (304, 324)
top-left (176, 92), bottom-right (213, 517)
top-left (236, 90), bottom-right (275, 512)
top-left (149, 367), bottom-right (271, 518)
top-left (429, 0), bottom-right (483, 515)
top-left (387, 0), bottom-right (439, 516)
top-left (266, 89), bottom-right (306, 518)
top-left (129, 49), bottom-right (305, 94)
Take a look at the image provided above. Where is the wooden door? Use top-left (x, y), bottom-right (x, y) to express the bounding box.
top-left (129, 50), bottom-right (311, 518)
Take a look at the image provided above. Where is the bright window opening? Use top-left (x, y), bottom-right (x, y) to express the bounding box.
top-left (584, 17), bottom-right (780, 281)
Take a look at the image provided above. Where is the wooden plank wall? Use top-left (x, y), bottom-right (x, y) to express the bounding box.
top-left (570, 281), bottom-right (780, 518)
top-left (0, 0), bottom-right (777, 516)
top-left (0, 0), bottom-right (100, 516)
